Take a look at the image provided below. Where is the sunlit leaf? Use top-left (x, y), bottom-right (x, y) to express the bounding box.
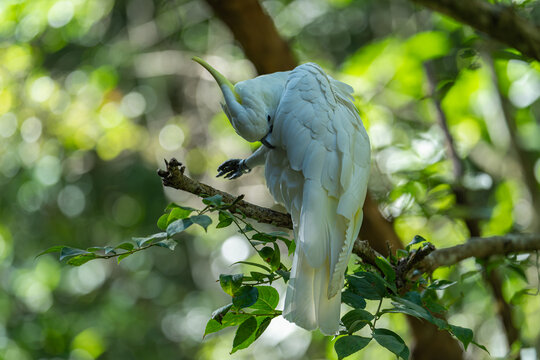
top-left (250, 286), bottom-right (279, 312)
top-left (220, 274), bottom-right (243, 296)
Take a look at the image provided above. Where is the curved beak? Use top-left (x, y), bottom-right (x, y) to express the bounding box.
top-left (192, 57), bottom-right (242, 103)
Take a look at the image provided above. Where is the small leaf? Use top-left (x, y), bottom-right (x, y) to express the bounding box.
top-left (242, 224), bottom-right (254, 233)
top-left (211, 303), bottom-right (233, 324)
top-left (250, 286), bottom-right (279, 312)
top-left (216, 218), bottom-right (233, 228)
top-left (114, 242), bottom-right (134, 251)
top-left (252, 233), bottom-right (276, 243)
top-left (220, 274), bottom-right (244, 296)
top-left (154, 239), bottom-right (177, 250)
top-left (233, 286), bottom-right (259, 309)
top-left (167, 206), bottom-right (195, 223)
top-left (347, 272), bottom-right (387, 300)
top-left (270, 243), bottom-right (281, 271)
top-left (341, 309), bottom-right (373, 333)
top-left (373, 328), bottom-right (409, 360)
top-left (334, 335), bottom-right (371, 359)
top-left (202, 195), bottom-right (223, 206)
top-left (406, 235), bottom-right (427, 250)
top-left (254, 317), bottom-right (272, 340)
top-left (341, 289), bottom-right (366, 309)
top-left (231, 316), bottom-right (257, 353)
top-left (117, 253), bottom-right (132, 263)
top-left (190, 215), bottom-right (212, 232)
top-left (428, 279), bottom-right (456, 290)
top-left (36, 245), bottom-right (65, 258)
top-left (166, 218), bottom-right (193, 237)
top-left (157, 214), bottom-right (169, 230)
top-left (258, 246), bottom-right (274, 263)
top-left (204, 312), bottom-right (251, 337)
top-left (375, 257), bottom-right (396, 283)
top-left (66, 253), bottom-right (97, 266)
top-left (134, 232), bottom-right (168, 247)
top-left (449, 325), bottom-right (473, 350)
top-left (59, 247), bottom-right (89, 261)
top-left (396, 249), bottom-right (408, 258)
top-left (276, 269), bottom-right (290, 282)
top-left (287, 240), bottom-right (296, 256)
top-left (233, 261), bottom-right (272, 273)
top-left (472, 341), bottom-right (490, 354)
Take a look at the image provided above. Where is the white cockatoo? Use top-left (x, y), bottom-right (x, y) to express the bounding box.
top-left (194, 57), bottom-right (370, 335)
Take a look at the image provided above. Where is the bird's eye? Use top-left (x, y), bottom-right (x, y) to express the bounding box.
top-left (267, 115), bottom-right (271, 122)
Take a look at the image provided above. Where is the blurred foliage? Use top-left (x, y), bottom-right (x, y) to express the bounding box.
top-left (0, 0), bottom-right (539, 359)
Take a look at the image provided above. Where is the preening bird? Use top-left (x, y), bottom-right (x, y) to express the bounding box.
top-left (194, 57), bottom-right (370, 335)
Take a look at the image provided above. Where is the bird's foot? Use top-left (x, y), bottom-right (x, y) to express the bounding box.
top-left (216, 159), bottom-right (251, 179)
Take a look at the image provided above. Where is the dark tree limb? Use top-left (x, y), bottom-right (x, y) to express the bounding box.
top-left (158, 159), bottom-right (540, 273)
top-left (411, 0), bottom-right (540, 62)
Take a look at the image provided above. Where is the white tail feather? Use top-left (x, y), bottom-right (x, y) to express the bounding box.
top-left (283, 247), bottom-right (341, 335)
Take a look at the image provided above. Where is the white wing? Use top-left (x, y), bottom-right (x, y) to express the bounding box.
top-left (265, 63), bottom-right (370, 334)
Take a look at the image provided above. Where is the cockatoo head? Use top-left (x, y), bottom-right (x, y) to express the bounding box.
top-left (193, 57), bottom-right (288, 143)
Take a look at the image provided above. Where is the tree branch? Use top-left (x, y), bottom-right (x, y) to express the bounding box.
top-left (416, 234), bottom-right (540, 273)
top-left (158, 159), bottom-right (540, 273)
top-left (411, 0), bottom-right (540, 62)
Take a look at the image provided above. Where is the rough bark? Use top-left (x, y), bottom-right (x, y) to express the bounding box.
top-left (412, 0), bottom-right (540, 61)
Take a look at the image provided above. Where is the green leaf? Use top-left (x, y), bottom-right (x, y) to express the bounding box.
top-left (472, 341), bottom-right (490, 354)
top-left (220, 274), bottom-right (243, 296)
top-left (276, 269), bottom-right (290, 282)
top-left (341, 289), bottom-right (366, 309)
top-left (216, 218), bottom-right (233, 228)
top-left (233, 261), bottom-right (272, 273)
top-left (59, 247), bottom-right (89, 261)
top-left (373, 328), bottom-right (409, 360)
top-left (232, 286), bottom-right (259, 309)
top-left (334, 335), bottom-right (371, 359)
top-left (157, 213), bottom-right (169, 230)
top-left (406, 235), bottom-right (427, 250)
top-left (251, 233), bottom-right (276, 243)
top-left (375, 257), bottom-right (396, 283)
top-left (133, 232), bottom-right (168, 247)
top-left (36, 245), bottom-right (65, 258)
top-left (66, 253), bottom-right (97, 266)
top-left (267, 231), bottom-right (289, 237)
top-left (167, 206), bottom-right (195, 226)
top-left (154, 239), bottom-right (177, 250)
top-left (347, 272), bottom-right (387, 300)
top-left (202, 195), bottom-right (223, 206)
top-left (428, 279), bottom-right (456, 290)
top-left (254, 317), bottom-right (272, 340)
top-left (341, 309), bottom-right (373, 333)
top-left (270, 243), bottom-right (281, 271)
top-left (117, 253), bottom-right (132, 263)
top-left (231, 316), bottom-right (257, 353)
top-left (211, 303), bottom-right (233, 324)
top-left (396, 249), bottom-right (408, 258)
top-left (449, 325), bottom-right (473, 350)
top-left (166, 218), bottom-right (193, 237)
top-left (386, 295), bottom-right (434, 323)
top-left (258, 246), bottom-right (274, 263)
top-left (114, 242), bottom-right (134, 251)
top-left (287, 239), bottom-right (296, 256)
top-left (190, 215), bottom-right (212, 232)
top-left (204, 312), bottom-right (251, 337)
top-left (250, 286), bottom-right (279, 312)
top-left (242, 223), bottom-right (255, 233)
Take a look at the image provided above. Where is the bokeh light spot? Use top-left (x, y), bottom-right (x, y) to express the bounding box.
top-left (0, 113), bottom-right (17, 138)
top-left (159, 124), bottom-right (184, 150)
top-left (48, 1), bottom-right (75, 28)
top-left (35, 155), bottom-right (62, 186)
top-left (121, 91), bottom-right (146, 118)
top-left (30, 76), bottom-right (55, 103)
top-left (20, 117), bottom-right (42, 143)
top-left (220, 235), bottom-right (250, 263)
top-left (57, 185), bottom-right (86, 217)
